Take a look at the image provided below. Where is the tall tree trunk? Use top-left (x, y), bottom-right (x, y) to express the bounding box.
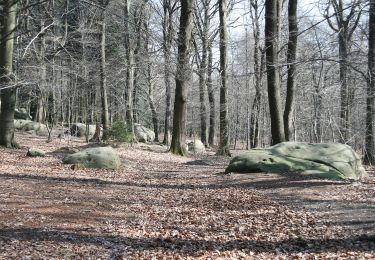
top-left (365, 0), bottom-right (375, 164)
top-left (283, 0), bottom-right (298, 141)
top-left (216, 0), bottom-right (231, 156)
top-left (265, 0), bottom-right (285, 145)
top-left (249, 0), bottom-right (263, 148)
top-left (99, 8), bottom-right (109, 139)
top-left (170, 0), bottom-right (194, 156)
top-left (124, 0), bottom-right (135, 137)
top-left (207, 42), bottom-right (215, 147)
top-left (162, 0), bottom-right (176, 145)
top-left (0, 0), bottom-right (17, 148)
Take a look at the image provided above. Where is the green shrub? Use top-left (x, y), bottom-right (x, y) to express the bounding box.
top-left (104, 121), bottom-right (133, 143)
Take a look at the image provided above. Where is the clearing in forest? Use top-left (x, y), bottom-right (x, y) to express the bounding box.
top-left (0, 132), bottom-right (374, 259)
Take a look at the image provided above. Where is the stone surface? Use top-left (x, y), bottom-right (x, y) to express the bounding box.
top-left (70, 123), bottom-right (100, 138)
top-left (27, 148), bottom-right (46, 157)
top-left (186, 139), bottom-right (206, 154)
top-left (22, 121), bottom-right (48, 135)
top-left (225, 142), bottom-right (366, 180)
top-left (63, 146), bottom-right (121, 170)
top-left (134, 124), bottom-right (155, 143)
top-left (14, 108), bottom-right (31, 120)
top-left (14, 119), bottom-right (32, 129)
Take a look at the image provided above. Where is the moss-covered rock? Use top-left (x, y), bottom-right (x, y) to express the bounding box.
top-left (14, 119), bottom-right (32, 129)
top-left (14, 108), bottom-right (31, 120)
top-left (70, 123), bottom-right (100, 138)
top-left (134, 124), bottom-right (155, 143)
top-left (63, 147), bottom-right (121, 170)
top-left (186, 139), bottom-right (206, 154)
top-left (225, 142), bottom-right (366, 180)
top-left (26, 148), bottom-right (46, 157)
top-left (22, 121), bottom-right (48, 135)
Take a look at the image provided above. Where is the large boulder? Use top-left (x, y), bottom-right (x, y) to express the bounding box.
top-left (186, 139), bottom-right (206, 154)
top-left (22, 121), bottom-right (48, 135)
top-left (14, 108), bottom-right (31, 120)
top-left (70, 123), bottom-right (99, 138)
top-left (62, 146), bottom-right (121, 170)
top-left (225, 142), bottom-right (366, 180)
top-left (134, 124), bottom-right (155, 143)
top-left (14, 119), bottom-right (32, 129)
top-left (70, 123), bottom-right (95, 137)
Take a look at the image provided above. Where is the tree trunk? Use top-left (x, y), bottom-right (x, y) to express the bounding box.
top-left (0, 0), bottom-right (17, 148)
top-left (162, 0), bottom-right (176, 145)
top-left (265, 0), bottom-right (285, 145)
top-left (365, 0), bottom-right (375, 164)
top-left (249, 0), bottom-right (263, 148)
top-left (283, 0), bottom-right (298, 141)
top-left (99, 12), bottom-right (109, 139)
top-left (207, 43), bottom-right (215, 147)
top-left (124, 0), bottom-right (135, 138)
top-left (170, 0), bottom-right (194, 156)
top-left (216, 0), bottom-right (231, 156)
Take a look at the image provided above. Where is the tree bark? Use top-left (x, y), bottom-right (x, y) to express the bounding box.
top-left (365, 0), bottom-right (375, 164)
top-left (265, 0), bottom-right (285, 145)
top-left (207, 42), bottom-right (215, 147)
top-left (283, 0), bottom-right (298, 141)
top-left (99, 5), bottom-right (109, 139)
top-left (0, 0), bottom-right (17, 148)
top-left (162, 0), bottom-right (177, 145)
top-left (124, 0), bottom-right (135, 138)
top-left (170, 0), bottom-right (194, 156)
top-left (216, 0), bottom-right (231, 156)
top-left (249, 0), bottom-right (263, 148)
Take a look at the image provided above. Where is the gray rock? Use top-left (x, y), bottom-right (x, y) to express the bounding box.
top-left (134, 124), bottom-right (155, 143)
top-left (70, 123), bottom-right (101, 138)
top-left (225, 142), bottom-right (366, 180)
top-left (14, 108), bottom-right (31, 120)
top-left (22, 121), bottom-right (48, 135)
top-left (27, 148), bottom-right (46, 157)
top-left (186, 139), bottom-right (206, 154)
top-left (14, 119), bottom-right (32, 129)
top-left (63, 146), bottom-right (121, 170)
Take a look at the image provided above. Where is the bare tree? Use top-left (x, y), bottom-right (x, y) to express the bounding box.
top-left (0, 0), bottom-right (18, 147)
top-left (265, 0), bottom-right (285, 144)
top-left (217, 0), bottom-right (231, 156)
top-left (162, 0), bottom-right (178, 145)
top-left (324, 0), bottom-right (363, 143)
top-left (365, 0), bottom-right (375, 164)
top-left (283, 0), bottom-right (298, 141)
top-left (170, 0), bottom-right (194, 155)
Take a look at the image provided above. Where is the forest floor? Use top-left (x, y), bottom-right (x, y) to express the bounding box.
top-left (0, 131), bottom-right (374, 259)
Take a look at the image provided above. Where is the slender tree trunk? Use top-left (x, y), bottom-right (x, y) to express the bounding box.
top-left (249, 0), bottom-right (263, 148)
top-left (216, 0), bottom-right (231, 156)
top-left (124, 0), bottom-right (135, 137)
top-left (283, 0), bottom-right (298, 141)
top-left (162, 0), bottom-right (176, 145)
top-left (170, 0), bottom-right (194, 156)
top-left (265, 0), bottom-right (285, 145)
top-left (0, 0), bottom-right (17, 148)
top-left (338, 33), bottom-right (349, 143)
top-left (99, 11), bottom-right (109, 139)
top-left (207, 43), bottom-right (215, 147)
top-left (365, 0), bottom-right (375, 164)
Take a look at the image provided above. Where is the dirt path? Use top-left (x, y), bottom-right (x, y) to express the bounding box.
top-left (0, 132), bottom-right (374, 258)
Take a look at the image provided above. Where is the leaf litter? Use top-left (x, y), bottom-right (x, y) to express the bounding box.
top-left (0, 132), bottom-right (374, 259)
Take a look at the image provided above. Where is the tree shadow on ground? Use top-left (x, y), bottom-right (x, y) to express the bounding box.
top-left (0, 172), bottom-right (349, 191)
top-left (0, 227), bottom-right (374, 255)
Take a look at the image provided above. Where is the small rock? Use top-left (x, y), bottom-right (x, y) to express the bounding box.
top-left (27, 148), bottom-right (46, 157)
